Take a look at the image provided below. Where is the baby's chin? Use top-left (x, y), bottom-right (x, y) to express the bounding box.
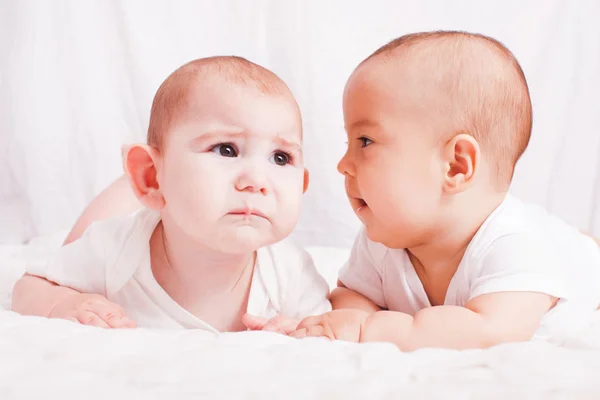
top-left (209, 226), bottom-right (286, 254)
top-left (364, 221), bottom-right (422, 250)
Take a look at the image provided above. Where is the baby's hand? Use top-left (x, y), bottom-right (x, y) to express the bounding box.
top-left (49, 293), bottom-right (136, 329)
top-left (242, 313), bottom-right (300, 335)
top-left (291, 309), bottom-right (370, 342)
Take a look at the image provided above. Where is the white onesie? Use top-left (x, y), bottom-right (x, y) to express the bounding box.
top-left (27, 208), bottom-right (331, 332)
top-left (339, 195), bottom-right (600, 340)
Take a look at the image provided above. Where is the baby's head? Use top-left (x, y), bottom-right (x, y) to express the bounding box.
top-left (338, 31), bottom-right (532, 248)
top-left (124, 56), bottom-right (307, 254)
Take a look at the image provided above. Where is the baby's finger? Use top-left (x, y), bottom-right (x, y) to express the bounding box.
top-left (242, 314), bottom-right (270, 330)
top-left (76, 311), bottom-right (111, 328)
top-left (276, 326), bottom-right (297, 336)
top-left (106, 313), bottom-right (137, 329)
top-left (279, 319), bottom-right (300, 334)
top-left (296, 315), bottom-right (322, 331)
top-left (291, 325), bottom-right (329, 339)
top-left (99, 306), bottom-right (135, 329)
top-left (84, 301), bottom-right (130, 328)
top-left (305, 325), bottom-right (329, 339)
top-left (290, 328), bottom-right (307, 338)
top-left (260, 316), bottom-right (299, 335)
top-left (262, 323), bottom-right (278, 332)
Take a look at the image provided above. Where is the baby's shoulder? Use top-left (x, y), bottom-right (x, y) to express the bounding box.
top-left (77, 208), bottom-right (160, 274)
top-left (99, 208), bottom-right (161, 294)
top-left (473, 195), bottom-right (596, 255)
top-left (462, 196), bottom-right (582, 276)
top-left (468, 196), bottom-right (557, 258)
top-left (88, 208), bottom-right (159, 249)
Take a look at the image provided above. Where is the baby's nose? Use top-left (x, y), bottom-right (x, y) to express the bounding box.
top-left (337, 152), bottom-right (354, 177)
top-left (235, 167), bottom-right (268, 195)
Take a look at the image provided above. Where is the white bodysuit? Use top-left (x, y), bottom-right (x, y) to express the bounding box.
top-left (339, 195), bottom-right (600, 340)
top-left (27, 208), bottom-right (331, 332)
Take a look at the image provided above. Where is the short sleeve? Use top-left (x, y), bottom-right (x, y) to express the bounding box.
top-left (25, 221), bottom-right (112, 296)
top-left (280, 249), bottom-right (332, 319)
top-left (469, 233), bottom-right (569, 301)
top-left (337, 227), bottom-right (387, 308)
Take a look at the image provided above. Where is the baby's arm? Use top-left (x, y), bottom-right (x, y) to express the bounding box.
top-left (359, 291), bottom-right (555, 350)
top-left (12, 211), bottom-right (136, 328)
top-left (64, 174), bottom-right (141, 244)
top-left (12, 174), bottom-right (139, 326)
top-left (295, 233), bottom-right (566, 349)
top-left (11, 274), bottom-right (134, 328)
top-left (294, 291), bottom-right (556, 350)
top-left (12, 274), bottom-right (80, 317)
top-left (330, 281), bottom-right (381, 313)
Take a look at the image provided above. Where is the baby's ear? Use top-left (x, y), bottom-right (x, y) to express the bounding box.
top-left (442, 134), bottom-right (479, 194)
top-left (122, 144), bottom-right (165, 210)
top-left (303, 169), bottom-right (310, 193)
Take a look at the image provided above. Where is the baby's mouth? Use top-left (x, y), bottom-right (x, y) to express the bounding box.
top-left (228, 208), bottom-right (268, 220)
top-left (354, 198), bottom-right (368, 211)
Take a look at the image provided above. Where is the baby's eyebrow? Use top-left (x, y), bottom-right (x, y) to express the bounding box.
top-left (346, 119), bottom-right (379, 132)
top-left (191, 127), bottom-right (245, 144)
top-left (274, 135), bottom-right (303, 155)
top-left (191, 130), bottom-right (303, 155)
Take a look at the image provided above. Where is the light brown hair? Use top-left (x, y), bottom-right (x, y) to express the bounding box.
top-left (147, 56), bottom-right (293, 149)
top-left (363, 31), bottom-right (532, 185)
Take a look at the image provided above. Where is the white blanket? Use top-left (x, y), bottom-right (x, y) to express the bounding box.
top-left (2, 239), bottom-right (600, 398)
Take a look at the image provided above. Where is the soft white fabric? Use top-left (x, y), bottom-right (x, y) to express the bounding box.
top-left (340, 195), bottom-right (600, 340)
top-left (25, 209), bottom-right (331, 330)
top-left (1, 1), bottom-right (600, 249)
top-left (4, 237), bottom-right (600, 397)
top-left (2, 302), bottom-right (600, 398)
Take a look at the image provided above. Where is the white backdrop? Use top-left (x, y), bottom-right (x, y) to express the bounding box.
top-left (1, 0), bottom-right (599, 248)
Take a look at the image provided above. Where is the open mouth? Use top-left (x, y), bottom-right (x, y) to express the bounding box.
top-left (354, 198), bottom-right (368, 212)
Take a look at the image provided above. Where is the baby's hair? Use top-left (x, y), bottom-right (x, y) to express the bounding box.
top-left (363, 31), bottom-right (532, 186)
top-left (147, 56), bottom-right (292, 149)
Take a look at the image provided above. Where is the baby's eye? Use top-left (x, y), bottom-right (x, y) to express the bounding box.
top-left (358, 137), bottom-right (373, 148)
top-left (270, 151), bottom-right (291, 166)
top-left (210, 143), bottom-right (238, 158)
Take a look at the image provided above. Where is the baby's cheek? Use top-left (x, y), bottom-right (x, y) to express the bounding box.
top-left (165, 171), bottom-right (221, 224)
top-left (279, 172), bottom-right (304, 203)
top-left (276, 196), bottom-right (303, 237)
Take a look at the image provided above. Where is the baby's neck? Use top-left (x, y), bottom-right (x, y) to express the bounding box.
top-left (149, 218), bottom-right (255, 330)
top-left (408, 190), bottom-right (507, 276)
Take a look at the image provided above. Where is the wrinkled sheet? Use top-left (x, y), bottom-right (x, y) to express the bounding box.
top-left (2, 239), bottom-right (600, 399)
